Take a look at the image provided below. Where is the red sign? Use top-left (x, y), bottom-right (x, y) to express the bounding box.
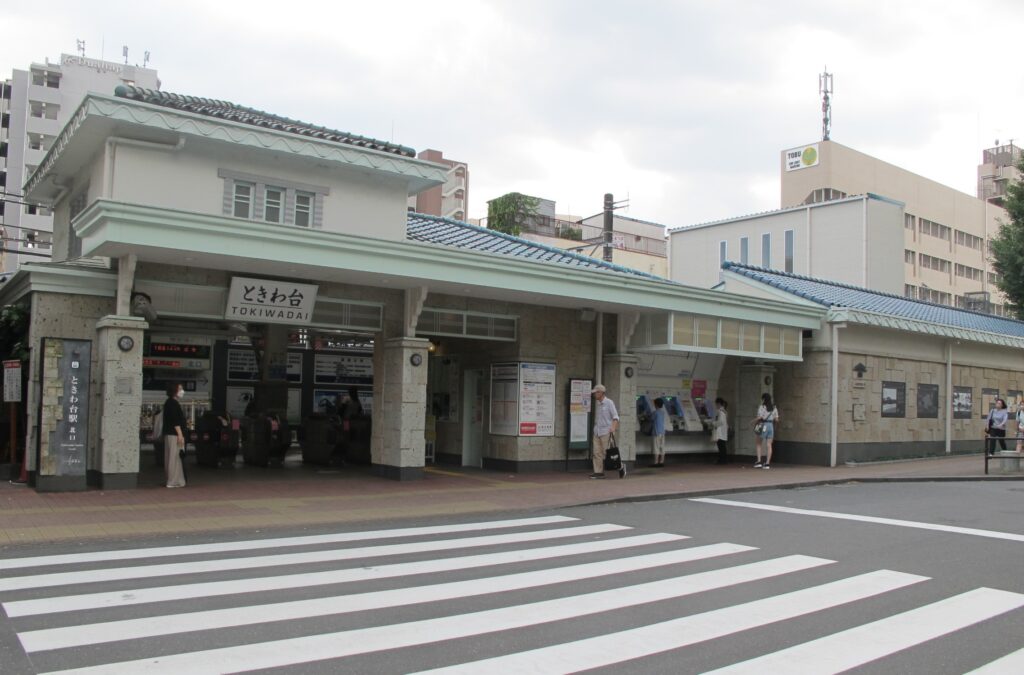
top-left (143, 358), bottom-right (181, 368)
top-left (519, 422), bottom-right (537, 435)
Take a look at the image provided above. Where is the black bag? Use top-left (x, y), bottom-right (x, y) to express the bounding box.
top-left (603, 434), bottom-right (625, 477)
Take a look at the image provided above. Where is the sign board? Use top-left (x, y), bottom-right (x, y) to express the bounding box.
top-left (3, 360), bottom-right (21, 403)
top-left (519, 362), bottom-right (556, 436)
top-left (224, 276), bottom-right (318, 325)
top-left (314, 353), bottom-right (373, 384)
top-left (784, 143), bottom-right (820, 171)
top-left (36, 338), bottom-right (91, 491)
top-left (489, 363), bottom-right (520, 436)
top-left (567, 378), bottom-right (593, 449)
top-left (227, 349), bottom-right (259, 381)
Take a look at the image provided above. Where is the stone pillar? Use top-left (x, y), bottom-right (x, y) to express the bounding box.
top-left (736, 363), bottom-right (776, 457)
top-left (92, 315), bottom-right (148, 489)
top-left (373, 337), bottom-right (429, 480)
top-left (255, 324), bottom-right (289, 416)
top-left (603, 353), bottom-right (639, 466)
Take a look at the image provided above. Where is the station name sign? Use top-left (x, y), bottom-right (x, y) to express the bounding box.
top-left (224, 276), bottom-right (319, 326)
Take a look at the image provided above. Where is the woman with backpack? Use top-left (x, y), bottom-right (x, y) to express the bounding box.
top-left (752, 392), bottom-right (779, 470)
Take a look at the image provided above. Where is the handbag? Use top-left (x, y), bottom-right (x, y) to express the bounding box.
top-left (603, 433), bottom-right (622, 471)
top-left (753, 421), bottom-right (765, 435)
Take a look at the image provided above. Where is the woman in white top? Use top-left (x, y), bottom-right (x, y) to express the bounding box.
top-left (752, 392), bottom-right (779, 469)
top-left (1016, 401), bottom-right (1024, 453)
top-left (713, 398), bottom-right (729, 464)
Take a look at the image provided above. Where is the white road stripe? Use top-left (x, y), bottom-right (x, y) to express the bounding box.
top-left (39, 554), bottom-right (835, 675)
top-left (4, 532), bottom-right (684, 617)
top-left (691, 497), bottom-right (1024, 542)
top-left (703, 587), bottom-right (1024, 674)
top-left (967, 646), bottom-right (1024, 673)
top-left (0, 523), bottom-right (628, 593)
top-left (0, 516), bottom-right (577, 571)
top-left (19, 543), bottom-right (755, 652)
top-left (414, 570), bottom-right (928, 675)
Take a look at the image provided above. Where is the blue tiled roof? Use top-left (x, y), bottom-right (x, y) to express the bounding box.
top-left (724, 262), bottom-right (1024, 338)
top-left (407, 213), bottom-right (664, 279)
top-left (113, 85), bottom-right (416, 157)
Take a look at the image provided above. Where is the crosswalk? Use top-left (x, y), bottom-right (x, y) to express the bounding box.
top-left (0, 515), bottom-right (1022, 674)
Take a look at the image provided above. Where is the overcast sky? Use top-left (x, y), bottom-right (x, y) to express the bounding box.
top-left (4, 1), bottom-right (1022, 226)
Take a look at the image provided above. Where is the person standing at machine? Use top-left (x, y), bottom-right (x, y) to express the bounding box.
top-left (713, 397), bottom-right (729, 464)
top-left (162, 382), bottom-right (187, 488)
top-left (651, 397), bottom-right (667, 467)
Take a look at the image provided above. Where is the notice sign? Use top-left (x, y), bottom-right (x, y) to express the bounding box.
top-left (3, 360), bottom-right (21, 403)
top-left (37, 338), bottom-right (91, 488)
top-left (225, 276), bottom-right (318, 325)
top-left (519, 362), bottom-right (556, 436)
top-left (785, 143), bottom-right (819, 171)
top-left (489, 363), bottom-right (520, 436)
top-left (568, 378), bottom-right (593, 447)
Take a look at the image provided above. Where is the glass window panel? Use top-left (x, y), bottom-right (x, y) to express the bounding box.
top-left (492, 317), bottom-right (517, 340)
top-left (783, 328), bottom-right (800, 356)
top-left (437, 312), bottom-right (463, 334)
top-left (672, 313), bottom-right (695, 346)
top-left (466, 314), bottom-right (490, 336)
top-left (295, 192), bottom-right (313, 227)
top-left (233, 182), bottom-right (252, 219)
top-left (741, 323), bottom-right (761, 352)
top-left (720, 319), bottom-right (740, 351)
top-left (740, 237), bottom-right (748, 264)
top-left (650, 313), bottom-right (669, 345)
top-left (264, 187), bottom-right (283, 223)
top-left (763, 325), bottom-right (782, 354)
top-left (697, 317), bottom-right (717, 348)
top-left (761, 233), bottom-right (771, 267)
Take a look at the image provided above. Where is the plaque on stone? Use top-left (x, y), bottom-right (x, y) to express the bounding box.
top-left (36, 338), bottom-right (92, 492)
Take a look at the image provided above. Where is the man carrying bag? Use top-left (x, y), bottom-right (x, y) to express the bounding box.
top-left (589, 384), bottom-right (623, 479)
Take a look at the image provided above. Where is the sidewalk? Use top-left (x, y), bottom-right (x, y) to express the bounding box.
top-left (0, 452), bottom-right (1014, 548)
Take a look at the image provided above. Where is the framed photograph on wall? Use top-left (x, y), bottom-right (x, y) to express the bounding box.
top-left (916, 384), bottom-right (939, 419)
top-left (881, 381), bottom-right (906, 418)
top-left (981, 388), bottom-right (1000, 418)
top-left (952, 386), bottom-right (973, 419)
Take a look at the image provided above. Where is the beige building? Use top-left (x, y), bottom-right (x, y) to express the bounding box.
top-left (781, 140), bottom-right (1009, 314)
top-left (978, 142), bottom-right (1021, 208)
top-left (407, 149), bottom-right (468, 220)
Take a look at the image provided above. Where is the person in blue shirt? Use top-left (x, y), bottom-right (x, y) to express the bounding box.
top-left (651, 397), bottom-right (667, 467)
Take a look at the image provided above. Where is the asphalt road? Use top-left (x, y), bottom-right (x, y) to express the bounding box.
top-left (1, 482), bottom-right (1023, 673)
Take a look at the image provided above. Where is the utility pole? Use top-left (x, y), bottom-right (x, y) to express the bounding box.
top-left (603, 193), bottom-right (614, 262)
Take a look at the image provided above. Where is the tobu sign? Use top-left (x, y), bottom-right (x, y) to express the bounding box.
top-left (224, 277), bottom-right (319, 326)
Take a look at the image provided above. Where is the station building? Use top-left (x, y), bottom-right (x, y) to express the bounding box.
top-left (0, 86), bottom-right (820, 490)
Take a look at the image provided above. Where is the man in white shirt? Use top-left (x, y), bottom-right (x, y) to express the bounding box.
top-left (590, 384), bottom-right (619, 479)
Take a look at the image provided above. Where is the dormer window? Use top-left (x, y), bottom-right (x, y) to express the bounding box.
top-left (219, 169), bottom-right (328, 228)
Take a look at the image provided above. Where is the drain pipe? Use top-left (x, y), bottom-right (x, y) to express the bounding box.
top-left (945, 341), bottom-right (953, 454)
top-left (830, 322), bottom-right (846, 467)
top-left (595, 312), bottom-right (603, 386)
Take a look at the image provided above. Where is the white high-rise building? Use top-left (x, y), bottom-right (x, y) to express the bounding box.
top-left (1, 53), bottom-right (159, 273)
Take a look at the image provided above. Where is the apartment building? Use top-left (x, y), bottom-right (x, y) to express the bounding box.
top-left (407, 149), bottom-right (468, 220)
top-left (671, 140), bottom-right (1011, 314)
top-left (0, 53), bottom-right (159, 273)
top-left (978, 142), bottom-right (1021, 208)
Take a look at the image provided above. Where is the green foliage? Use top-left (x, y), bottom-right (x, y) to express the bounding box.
top-left (0, 305), bottom-right (30, 362)
top-left (487, 192), bottom-right (541, 236)
top-left (561, 226), bottom-right (583, 241)
top-left (989, 155), bottom-right (1024, 318)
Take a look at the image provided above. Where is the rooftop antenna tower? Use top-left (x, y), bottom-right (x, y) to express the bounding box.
top-left (76, 39), bottom-right (86, 57)
top-left (819, 69), bottom-right (833, 141)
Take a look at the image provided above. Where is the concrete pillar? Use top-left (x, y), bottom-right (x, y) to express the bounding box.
top-left (602, 353), bottom-right (639, 466)
top-left (92, 315), bottom-right (148, 489)
top-left (736, 363), bottom-right (775, 457)
top-left (255, 324), bottom-right (289, 416)
top-left (372, 337), bottom-right (429, 480)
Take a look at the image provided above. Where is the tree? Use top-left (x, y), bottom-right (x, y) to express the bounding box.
top-left (487, 192), bottom-right (540, 236)
top-left (0, 304), bottom-right (29, 362)
top-left (988, 155), bottom-right (1024, 318)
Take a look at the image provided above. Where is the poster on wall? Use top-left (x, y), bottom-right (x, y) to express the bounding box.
top-left (568, 378), bottom-right (593, 447)
top-left (489, 363), bottom-right (520, 436)
top-left (916, 384), bottom-right (939, 419)
top-left (287, 352), bottom-right (303, 383)
top-left (952, 386), bottom-right (973, 419)
top-left (881, 381), bottom-right (906, 418)
top-left (519, 362), bottom-right (556, 436)
top-left (981, 388), bottom-right (1000, 418)
top-left (1007, 390), bottom-right (1023, 412)
top-left (225, 386), bottom-right (254, 418)
top-left (313, 389), bottom-right (342, 414)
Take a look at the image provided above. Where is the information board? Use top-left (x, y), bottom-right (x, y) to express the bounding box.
top-left (36, 338), bottom-right (91, 491)
top-left (3, 360), bottom-right (21, 403)
top-left (519, 362), bottom-right (556, 436)
top-left (489, 363), bottom-right (519, 436)
top-left (567, 378), bottom-right (593, 449)
top-left (314, 353), bottom-right (373, 384)
top-left (226, 349), bottom-right (259, 381)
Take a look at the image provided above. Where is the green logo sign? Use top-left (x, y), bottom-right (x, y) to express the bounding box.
top-left (802, 146), bottom-right (818, 166)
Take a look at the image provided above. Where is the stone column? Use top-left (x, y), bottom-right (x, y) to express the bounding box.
top-left (373, 337), bottom-right (429, 480)
top-left (93, 315), bottom-right (148, 489)
top-left (603, 353), bottom-right (639, 466)
top-left (736, 363), bottom-right (776, 457)
top-left (255, 324), bottom-right (289, 416)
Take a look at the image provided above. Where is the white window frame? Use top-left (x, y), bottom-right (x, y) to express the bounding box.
top-left (295, 191), bottom-right (313, 227)
top-left (264, 186), bottom-right (284, 223)
top-left (233, 181), bottom-right (254, 219)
